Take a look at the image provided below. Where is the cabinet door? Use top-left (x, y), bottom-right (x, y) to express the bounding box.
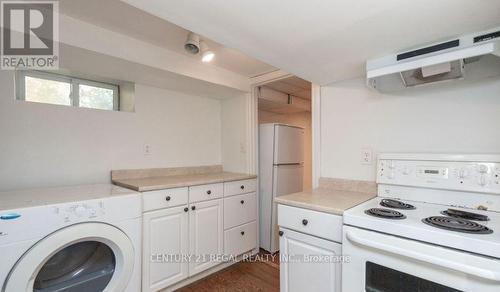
top-left (189, 199), bottom-right (223, 276)
top-left (280, 228), bottom-right (341, 292)
top-left (143, 205), bottom-right (189, 292)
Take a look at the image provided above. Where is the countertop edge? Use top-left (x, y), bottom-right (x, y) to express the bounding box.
top-left (112, 173), bottom-right (257, 192)
top-left (274, 198), bottom-right (345, 215)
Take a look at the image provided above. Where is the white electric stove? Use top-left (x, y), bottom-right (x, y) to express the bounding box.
top-left (342, 153), bottom-right (500, 292)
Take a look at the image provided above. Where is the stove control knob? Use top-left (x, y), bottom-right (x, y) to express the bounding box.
top-left (477, 164), bottom-right (489, 174)
top-left (458, 168), bottom-right (469, 179)
top-left (388, 160), bottom-right (396, 169)
top-left (74, 205), bottom-right (86, 217)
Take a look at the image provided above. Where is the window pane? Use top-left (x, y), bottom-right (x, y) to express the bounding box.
top-left (25, 76), bottom-right (71, 106)
top-left (79, 84), bottom-right (115, 111)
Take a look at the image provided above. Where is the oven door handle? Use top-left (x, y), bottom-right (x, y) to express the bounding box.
top-left (346, 230), bottom-right (500, 282)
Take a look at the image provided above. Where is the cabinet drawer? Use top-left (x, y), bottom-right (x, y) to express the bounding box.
top-left (224, 179), bottom-right (257, 197)
top-left (278, 204), bottom-right (342, 243)
top-left (189, 183), bottom-right (223, 203)
top-left (224, 192), bottom-right (257, 229)
top-left (142, 187), bottom-right (188, 212)
top-left (224, 221), bottom-right (257, 256)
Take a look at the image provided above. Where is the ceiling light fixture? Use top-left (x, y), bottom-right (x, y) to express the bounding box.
top-left (200, 40), bottom-right (215, 63)
top-left (184, 32), bottom-right (200, 54)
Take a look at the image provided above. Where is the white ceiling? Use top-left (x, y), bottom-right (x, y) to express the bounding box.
top-left (120, 0), bottom-right (500, 85)
top-left (59, 0), bottom-right (277, 78)
top-left (265, 76), bottom-right (311, 99)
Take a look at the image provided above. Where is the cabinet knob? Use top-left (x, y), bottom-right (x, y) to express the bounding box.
top-left (279, 231), bottom-right (284, 237)
top-left (302, 219), bottom-right (308, 226)
top-left (184, 207), bottom-right (188, 212)
top-left (240, 185), bottom-right (245, 190)
top-left (191, 206), bottom-right (196, 211)
top-left (240, 200), bottom-right (245, 204)
top-left (207, 190), bottom-right (212, 195)
top-left (165, 196), bottom-right (171, 201)
top-left (241, 231), bottom-right (245, 236)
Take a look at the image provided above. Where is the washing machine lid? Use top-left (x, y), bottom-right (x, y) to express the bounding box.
top-left (3, 222), bottom-right (134, 292)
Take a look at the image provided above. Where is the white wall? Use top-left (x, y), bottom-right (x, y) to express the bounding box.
top-left (221, 95), bottom-right (249, 173)
top-left (320, 76), bottom-right (500, 182)
top-left (259, 110), bottom-right (312, 191)
top-left (0, 70), bottom-right (222, 191)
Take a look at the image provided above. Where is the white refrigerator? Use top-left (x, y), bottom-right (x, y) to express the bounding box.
top-left (259, 123), bottom-right (304, 253)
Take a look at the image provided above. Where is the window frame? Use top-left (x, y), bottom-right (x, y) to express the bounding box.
top-left (16, 70), bottom-right (120, 111)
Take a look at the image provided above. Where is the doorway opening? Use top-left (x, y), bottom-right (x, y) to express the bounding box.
top-left (256, 75), bottom-right (312, 253)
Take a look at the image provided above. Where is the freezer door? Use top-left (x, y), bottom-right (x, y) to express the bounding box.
top-left (273, 164), bottom-right (304, 197)
top-left (270, 164), bottom-right (304, 253)
top-left (274, 125), bottom-right (304, 164)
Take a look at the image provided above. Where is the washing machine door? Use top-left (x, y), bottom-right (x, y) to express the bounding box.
top-left (3, 222), bottom-right (134, 292)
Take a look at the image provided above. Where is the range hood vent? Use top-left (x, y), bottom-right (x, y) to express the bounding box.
top-left (397, 39), bottom-right (460, 61)
top-left (367, 27), bottom-right (500, 91)
top-left (474, 29), bottom-right (500, 44)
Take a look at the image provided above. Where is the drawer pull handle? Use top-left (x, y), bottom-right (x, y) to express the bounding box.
top-left (240, 200), bottom-right (245, 204)
top-left (191, 206), bottom-right (196, 211)
top-left (184, 207), bottom-right (188, 212)
top-left (279, 231), bottom-right (284, 237)
top-left (302, 219), bottom-right (308, 226)
top-left (241, 231), bottom-right (245, 236)
top-left (165, 196), bottom-right (171, 201)
top-left (240, 185), bottom-right (245, 190)
top-left (207, 190), bottom-right (212, 195)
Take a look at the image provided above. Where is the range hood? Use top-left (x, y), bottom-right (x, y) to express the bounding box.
top-left (367, 27), bottom-right (500, 91)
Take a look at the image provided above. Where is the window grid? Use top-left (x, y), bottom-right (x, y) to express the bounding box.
top-left (16, 70), bottom-right (120, 111)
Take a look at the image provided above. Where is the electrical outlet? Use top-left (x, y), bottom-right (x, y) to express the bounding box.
top-left (144, 144), bottom-right (152, 156)
top-left (361, 148), bottom-right (373, 165)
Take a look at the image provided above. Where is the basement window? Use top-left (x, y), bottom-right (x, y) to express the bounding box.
top-left (16, 71), bottom-right (120, 111)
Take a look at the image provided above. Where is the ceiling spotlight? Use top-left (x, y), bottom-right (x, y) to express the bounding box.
top-left (200, 40), bottom-right (215, 63)
top-left (184, 32), bottom-right (200, 54)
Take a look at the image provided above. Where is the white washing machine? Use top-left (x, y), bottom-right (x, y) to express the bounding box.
top-left (0, 184), bottom-right (142, 292)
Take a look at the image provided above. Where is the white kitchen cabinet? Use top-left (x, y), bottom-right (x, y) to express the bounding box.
top-left (224, 192), bottom-right (257, 229)
top-left (142, 205), bottom-right (189, 292)
top-left (142, 187), bottom-right (188, 212)
top-left (141, 178), bottom-right (257, 291)
top-left (224, 220), bottom-right (257, 256)
top-left (189, 183), bottom-right (223, 203)
top-left (279, 227), bottom-right (341, 292)
top-left (223, 179), bottom-right (257, 197)
top-left (188, 198), bottom-right (224, 276)
top-left (278, 204), bottom-right (343, 242)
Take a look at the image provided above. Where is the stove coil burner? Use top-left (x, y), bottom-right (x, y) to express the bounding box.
top-left (422, 216), bottom-right (493, 234)
top-left (380, 199), bottom-right (416, 210)
top-left (364, 208), bottom-right (406, 220)
top-left (440, 208), bottom-right (489, 222)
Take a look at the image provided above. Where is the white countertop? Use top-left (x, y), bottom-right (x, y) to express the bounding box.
top-left (275, 188), bottom-right (376, 215)
top-left (113, 172), bottom-right (257, 192)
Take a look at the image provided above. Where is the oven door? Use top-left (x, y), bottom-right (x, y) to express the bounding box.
top-left (342, 226), bottom-right (500, 292)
